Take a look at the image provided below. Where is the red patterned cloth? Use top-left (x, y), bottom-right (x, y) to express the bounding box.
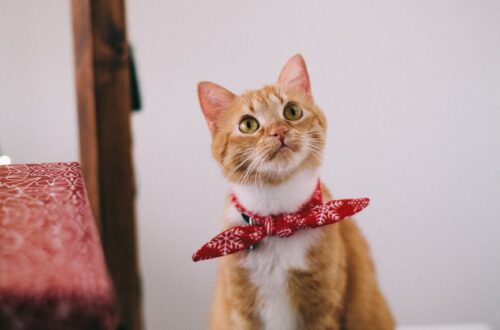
top-left (192, 181), bottom-right (369, 262)
top-left (0, 162), bottom-right (116, 329)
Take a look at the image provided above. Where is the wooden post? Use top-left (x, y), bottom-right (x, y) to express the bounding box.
top-left (71, 1), bottom-right (143, 329)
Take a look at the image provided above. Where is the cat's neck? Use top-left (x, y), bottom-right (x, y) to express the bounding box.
top-left (231, 168), bottom-right (319, 216)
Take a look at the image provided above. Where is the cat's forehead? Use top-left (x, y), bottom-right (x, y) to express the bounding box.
top-left (239, 85), bottom-right (288, 114)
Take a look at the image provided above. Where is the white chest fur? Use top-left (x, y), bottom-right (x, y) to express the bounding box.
top-left (228, 169), bottom-right (321, 330)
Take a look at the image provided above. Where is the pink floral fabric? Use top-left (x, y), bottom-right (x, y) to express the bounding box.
top-left (192, 181), bottom-right (370, 262)
top-left (0, 162), bottom-right (116, 329)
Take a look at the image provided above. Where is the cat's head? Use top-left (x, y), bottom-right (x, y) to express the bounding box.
top-left (198, 54), bottom-right (326, 185)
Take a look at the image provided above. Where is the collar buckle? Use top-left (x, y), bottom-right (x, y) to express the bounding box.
top-left (241, 213), bottom-right (258, 251)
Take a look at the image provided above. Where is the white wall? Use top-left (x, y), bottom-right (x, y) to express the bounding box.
top-left (0, 1), bottom-right (78, 164)
top-left (1, 1), bottom-right (499, 329)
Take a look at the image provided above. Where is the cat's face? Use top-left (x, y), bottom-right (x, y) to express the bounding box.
top-left (198, 55), bottom-right (326, 185)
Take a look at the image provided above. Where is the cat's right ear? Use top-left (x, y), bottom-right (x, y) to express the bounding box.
top-left (198, 81), bottom-right (236, 134)
top-left (277, 54), bottom-right (312, 99)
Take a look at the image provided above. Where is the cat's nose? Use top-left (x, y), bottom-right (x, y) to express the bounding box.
top-left (269, 124), bottom-right (289, 142)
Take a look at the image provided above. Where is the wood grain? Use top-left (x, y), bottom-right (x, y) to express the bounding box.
top-left (71, 1), bottom-right (143, 329)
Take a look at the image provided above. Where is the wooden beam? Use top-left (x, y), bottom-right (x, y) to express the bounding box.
top-left (71, 1), bottom-right (143, 329)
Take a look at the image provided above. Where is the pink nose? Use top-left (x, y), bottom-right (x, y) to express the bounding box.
top-left (269, 124), bottom-right (288, 142)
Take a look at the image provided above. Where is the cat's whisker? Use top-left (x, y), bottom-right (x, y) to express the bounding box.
top-left (226, 148), bottom-right (259, 182)
top-left (305, 147), bottom-right (323, 162)
top-left (239, 155), bottom-right (259, 186)
top-left (254, 151), bottom-right (269, 191)
top-left (242, 146), bottom-right (269, 187)
top-left (225, 148), bottom-right (255, 166)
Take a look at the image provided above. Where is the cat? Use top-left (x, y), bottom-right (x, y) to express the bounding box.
top-left (197, 54), bottom-right (395, 330)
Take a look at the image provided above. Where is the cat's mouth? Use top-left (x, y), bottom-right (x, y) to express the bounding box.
top-left (254, 138), bottom-right (311, 177)
top-left (269, 141), bottom-right (297, 160)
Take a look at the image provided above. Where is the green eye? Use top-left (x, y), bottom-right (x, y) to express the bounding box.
top-left (283, 102), bottom-right (303, 121)
top-left (239, 116), bottom-right (260, 133)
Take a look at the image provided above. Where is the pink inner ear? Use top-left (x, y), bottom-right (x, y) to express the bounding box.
top-left (278, 54), bottom-right (311, 98)
top-left (198, 82), bottom-right (235, 133)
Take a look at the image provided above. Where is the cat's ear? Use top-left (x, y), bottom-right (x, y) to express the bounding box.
top-left (198, 81), bottom-right (236, 134)
top-left (277, 54), bottom-right (312, 99)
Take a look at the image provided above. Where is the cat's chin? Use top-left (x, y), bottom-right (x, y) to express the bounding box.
top-left (252, 153), bottom-right (313, 185)
top-left (270, 143), bottom-right (295, 158)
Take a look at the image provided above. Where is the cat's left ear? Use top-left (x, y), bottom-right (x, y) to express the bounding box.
top-left (277, 54), bottom-right (312, 99)
top-left (198, 81), bottom-right (236, 134)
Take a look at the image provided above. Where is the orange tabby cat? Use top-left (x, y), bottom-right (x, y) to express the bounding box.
top-left (197, 54), bottom-right (394, 330)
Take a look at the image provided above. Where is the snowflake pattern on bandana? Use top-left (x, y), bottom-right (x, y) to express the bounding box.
top-left (207, 228), bottom-right (245, 256)
top-left (192, 180), bottom-right (370, 262)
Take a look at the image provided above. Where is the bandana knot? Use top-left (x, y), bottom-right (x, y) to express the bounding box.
top-left (192, 180), bottom-right (370, 262)
top-left (264, 217), bottom-right (277, 236)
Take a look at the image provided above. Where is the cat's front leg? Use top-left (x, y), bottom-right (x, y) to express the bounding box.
top-left (210, 257), bottom-right (262, 329)
top-left (287, 267), bottom-right (345, 330)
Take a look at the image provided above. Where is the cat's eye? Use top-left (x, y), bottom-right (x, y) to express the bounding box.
top-left (239, 116), bottom-right (260, 133)
top-left (283, 102), bottom-right (303, 121)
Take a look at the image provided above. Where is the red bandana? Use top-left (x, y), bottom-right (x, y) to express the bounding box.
top-left (192, 181), bottom-right (369, 262)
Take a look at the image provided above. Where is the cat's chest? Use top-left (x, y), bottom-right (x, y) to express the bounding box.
top-left (227, 170), bottom-right (321, 329)
top-left (226, 206), bottom-right (321, 330)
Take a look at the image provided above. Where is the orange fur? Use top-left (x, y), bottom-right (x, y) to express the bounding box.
top-left (198, 55), bottom-right (394, 329)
